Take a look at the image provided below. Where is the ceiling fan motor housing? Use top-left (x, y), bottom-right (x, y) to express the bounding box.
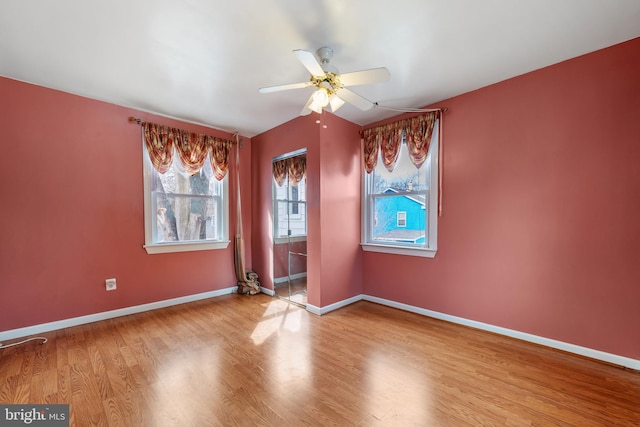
top-left (317, 47), bottom-right (339, 74)
top-left (316, 47), bottom-right (333, 62)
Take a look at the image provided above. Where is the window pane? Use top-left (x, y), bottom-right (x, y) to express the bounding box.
top-left (153, 157), bottom-right (222, 197)
top-left (154, 194), bottom-right (219, 242)
top-left (291, 186), bottom-right (299, 214)
top-left (274, 177), bottom-right (307, 239)
top-left (275, 200), bottom-right (307, 238)
top-left (372, 194), bottom-right (426, 244)
top-left (289, 201), bottom-right (306, 237)
top-left (275, 200), bottom-right (289, 238)
top-left (371, 144), bottom-right (429, 194)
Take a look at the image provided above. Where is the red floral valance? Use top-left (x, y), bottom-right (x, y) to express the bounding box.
top-left (272, 159), bottom-right (287, 186)
top-left (360, 111), bottom-right (439, 173)
top-left (287, 155), bottom-right (306, 187)
top-left (272, 155), bottom-right (307, 187)
top-left (143, 122), bottom-right (232, 180)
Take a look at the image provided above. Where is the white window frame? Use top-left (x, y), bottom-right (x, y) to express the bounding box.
top-left (142, 141), bottom-right (230, 254)
top-left (361, 121), bottom-right (439, 258)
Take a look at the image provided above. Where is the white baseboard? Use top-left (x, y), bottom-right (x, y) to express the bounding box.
top-left (363, 295), bottom-right (640, 371)
top-left (273, 272), bottom-right (307, 284)
top-left (259, 286), bottom-right (275, 296)
top-left (0, 287), bottom-right (237, 343)
top-left (306, 295), bottom-right (364, 316)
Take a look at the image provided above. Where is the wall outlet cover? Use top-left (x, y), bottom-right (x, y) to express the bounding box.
top-left (105, 278), bottom-right (117, 291)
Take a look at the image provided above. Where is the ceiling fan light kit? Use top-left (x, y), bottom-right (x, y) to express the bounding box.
top-left (259, 47), bottom-right (390, 116)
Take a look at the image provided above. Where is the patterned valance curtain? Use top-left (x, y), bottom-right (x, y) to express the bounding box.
top-left (272, 159), bottom-right (288, 186)
top-left (143, 123), bottom-right (177, 174)
top-left (405, 113), bottom-right (437, 169)
top-left (361, 128), bottom-right (380, 174)
top-left (380, 124), bottom-right (403, 172)
top-left (210, 136), bottom-right (232, 181)
top-left (361, 111), bottom-right (439, 173)
top-left (143, 122), bottom-right (232, 179)
top-left (272, 156), bottom-right (307, 187)
top-left (287, 155), bottom-right (306, 187)
top-left (175, 132), bottom-right (207, 175)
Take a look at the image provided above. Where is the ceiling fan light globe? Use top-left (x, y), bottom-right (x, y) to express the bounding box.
top-left (309, 100), bottom-right (324, 114)
top-left (312, 88), bottom-right (330, 107)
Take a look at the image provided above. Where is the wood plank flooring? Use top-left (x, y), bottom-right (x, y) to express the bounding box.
top-left (1, 294), bottom-right (638, 426)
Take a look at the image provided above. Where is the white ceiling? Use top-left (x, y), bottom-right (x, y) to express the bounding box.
top-left (1, 1), bottom-right (639, 137)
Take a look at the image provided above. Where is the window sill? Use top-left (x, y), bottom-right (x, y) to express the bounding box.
top-left (360, 243), bottom-right (437, 258)
top-left (144, 240), bottom-right (230, 254)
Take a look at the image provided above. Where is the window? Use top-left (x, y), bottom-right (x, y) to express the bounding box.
top-left (143, 144), bottom-right (229, 254)
top-left (397, 211), bottom-right (407, 227)
top-left (362, 119), bottom-right (439, 258)
top-left (273, 176), bottom-right (307, 240)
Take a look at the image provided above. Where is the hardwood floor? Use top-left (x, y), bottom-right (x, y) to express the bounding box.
top-left (1, 294), bottom-right (638, 426)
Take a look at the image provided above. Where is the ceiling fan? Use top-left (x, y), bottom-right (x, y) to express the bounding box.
top-left (259, 47), bottom-right (390, 116)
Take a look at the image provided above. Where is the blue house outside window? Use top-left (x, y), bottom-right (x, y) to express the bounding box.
top-left (373, 188), bottom-right (426, 244)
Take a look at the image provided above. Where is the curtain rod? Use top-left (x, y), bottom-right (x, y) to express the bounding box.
top-left (372, 105), bottom-right (447, 114)
top-left (128, 116), bottom-right (241, 145)
top-left (360, 108), bottom-right (446, 133)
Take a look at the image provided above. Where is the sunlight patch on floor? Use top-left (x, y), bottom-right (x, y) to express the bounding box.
top-left (251, 299), bottom-right (304, 345)
top-left (151, 347), bottom-right (222, 424)
top-left (251, 299), bottom-right (312, 396)
top-left (365, 350), bottom-right (433, 424)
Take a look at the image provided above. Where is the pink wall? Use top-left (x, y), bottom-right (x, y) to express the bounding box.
top-left (0, 77), bottom-right (252, 332)
top-left (363, 37), bottom-right (640, 359)
top-left (316, 113), bottom-right (363, 306)
top-left (251, 112), bottom-right (363, 307)
top-left (251, 115), bottom-right (319, 301)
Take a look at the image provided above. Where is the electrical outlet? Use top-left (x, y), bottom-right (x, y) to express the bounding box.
top-left (105, 278), bottom-right (117, 291)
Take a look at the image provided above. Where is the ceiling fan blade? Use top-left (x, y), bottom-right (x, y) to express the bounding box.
top-left (299, 94), bottom-right (314, 116)
top-left (336, 88), bottom-right (375, 111)
top-left (259, 81), bottom-right (311, 94)
top-left (293, 49), bottom-right (325, 77)
top-left (329, 94), bottom-right (345, 112)
top-left (339, 67), bottom-right (390, 86)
